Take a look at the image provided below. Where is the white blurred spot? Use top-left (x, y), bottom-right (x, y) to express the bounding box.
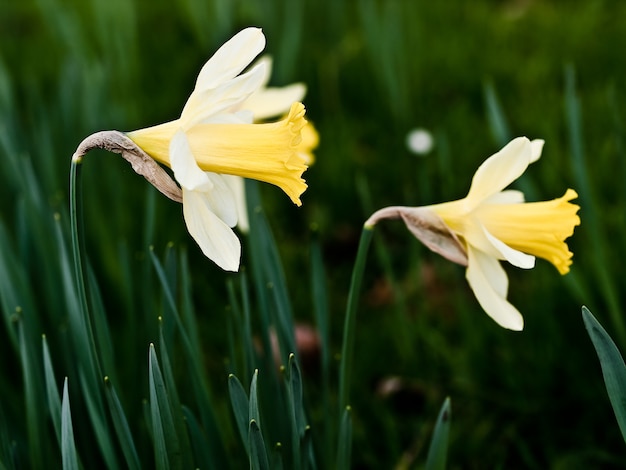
top-left (406, 128), bottom-right (434, 155)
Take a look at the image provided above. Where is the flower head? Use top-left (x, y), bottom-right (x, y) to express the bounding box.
top-left (366, 137), bottom-right (580, 330)
top-left (126, 27), bottom-right (312, 271)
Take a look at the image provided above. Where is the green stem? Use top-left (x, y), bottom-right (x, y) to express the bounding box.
top-left (338, 225), bottom-right (374, 412)
top-left (69, 158), bottom-right (102, 378)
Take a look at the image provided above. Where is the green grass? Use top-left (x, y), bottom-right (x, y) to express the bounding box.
top-left (2, 0), bottom-right (626, 468)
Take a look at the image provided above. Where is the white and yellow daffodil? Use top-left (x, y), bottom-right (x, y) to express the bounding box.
top-left (366, 137), bottom-right (580, 330)
top-left (226, 55), bottom-right (318, 231)
top-left (127, 27), bottom-right (311, 271)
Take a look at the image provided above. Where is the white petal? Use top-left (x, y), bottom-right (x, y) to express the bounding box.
top-left (200, 110), bottom-right (253, 125)
top-left (483, 189), bottom-right (525, 205)
top-left (181, 62), bottom-right (266, 125)
top-left (194, 27), bottom-right (265, 92)
top-left (482, 226), bottom-right (535, 269)
top-left (252, 55), bottom-right (273, 88)
top-left (222, 175), bottom-right (249, 232)
top-left (530, 139), bottom-right (544, 163)
top-left (465, 137), bottom-right (532, 207)
top-left (242, 83), bottom-right (307, 120)
top-left (203, 173), bottom-right (238, 227)
top-left (170, 131), bottom-right (212, 191)
top-left (182, 189), bottom-right (241, 271)
top-left (466, 247), bottom-right (524, 330)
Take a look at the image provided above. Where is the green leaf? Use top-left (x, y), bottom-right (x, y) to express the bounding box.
top-left (301, 425), bottom-right (316, 470)
top-left (249, 419), bottom-right (270, 470)
top-left (42, 335), bottom-right (61, 449)
top-left (335, 406), bottom-right (352, 470)
top-left (249, 369), bottom-right (261, 430)
top-left (158, 325), bottom-right (194, 469)
top-left (17, 315), bottom-right (44, 469)
top-left (288, 354), bottom-right (305, 434)
top-left (148, 343), bottom-right (179, 470)
top-left (425, 397), bottom-right (451, 470)
top-left (61, 378), bottom-right (79, 470)
top-left (309, 236), bottom-right (332, 467)
top-left (246, 179), bottom-right (296, 361)
top-left (286, 354), bottom-right (305, 468)
top-left (566, 66), bottom-right (625, 344)
top-left (582, 306), bottom-right (626, 442)
top-left (181, 406), bottom-right (212, 469)
top-left (228, 374), bottom-right (250, 454)
top-left (103, 377), bottom-right (140, 470)
top-left (150, 249), bottom-right (229, 466)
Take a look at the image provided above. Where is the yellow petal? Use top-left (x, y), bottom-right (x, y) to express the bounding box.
top-left (128, 102), bottom-right (309, 205)
top-left (298, 121), bottom-right (319, 165)
top-left (476, 189), bottom-right (580, 274)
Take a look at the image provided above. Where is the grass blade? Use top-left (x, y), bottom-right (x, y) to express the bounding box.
top-left (425, 397), bottom-right (451, 470)
top-left (181, 406), bottom-right (212, 469)
top-left (42, 335), bottom-right (61, 449)
top-left (249, 419), bottom-right (270, 470)
top-left (228, 373), bottom-right (250, 454)
top-left (286, 354), bottom-right (305, 468)
top-left (249, 369), bottom-right (261, 430)
top-left (582, 306), bottom-right (626, 442)
top-left (335, 406), bottom-right (352, 470)
top-left (103, 377), bottom-right (140, 470)
top-left (158, 323), bottom-right (194, 469)
top-left (148, 343), bottom-right (179, 470)
top-left (61, 378), bottom-right (79, 470)
top-left (566, 67), bottom-right (625, 344)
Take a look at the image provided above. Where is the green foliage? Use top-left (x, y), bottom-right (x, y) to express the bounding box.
top-left (1, 0), bottom-right (626, 468)
top-left (425, 398), bottom-right (452, 470)
top-left (582, 306), bottom-right (626, 443)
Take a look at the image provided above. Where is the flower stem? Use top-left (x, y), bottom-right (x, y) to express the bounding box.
top-left (69, 157), bottom-right (102, 376)
top-left (338, 225), bottom-right (374, 412)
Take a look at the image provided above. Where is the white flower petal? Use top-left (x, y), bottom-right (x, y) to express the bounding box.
top-left (242, 83), bottom-right (307, 120)
top-left (466, 247), bottom-right (524, 330)
top-left (252, 55), bottom-right (273, 88)
top-left (203, 173), bottom-right (238, 227)
top-left (530, 139), bottom-right (544, 163)
top-left (222, 175), bottom-right (249, 232)
top-left (194, 27), bottom-right (265, 92)
top-left (182, 189), bottom-right (241, 271)
top-left (483, 189), bottom-right (525, 205)
top-left (482, 226), bottom-right (535, 269)
top-left (170, 131), bottom-right (212, 191)
top-left (200, 110), bottom-right (253, 125)
top-left (465, 137), bottom-right (532, 207)
top-left (182, 62), bottom-right (266, 125)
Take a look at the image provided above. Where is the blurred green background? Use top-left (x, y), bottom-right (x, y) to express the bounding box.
top-left (1, 0), bottom-right (626, 468)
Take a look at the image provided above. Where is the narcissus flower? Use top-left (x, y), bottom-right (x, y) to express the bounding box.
top-left (366, 137), bottom-right (580, 330)
top-left (126, 27), bottom-right (311, 271)
top-left (224, 55), bottom-right (318, 231)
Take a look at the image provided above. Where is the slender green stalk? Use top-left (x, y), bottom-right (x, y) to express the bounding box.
top-left (338, 225), bottom-right (374, 412)
top-left (69, 158), bottom-right (102, 376)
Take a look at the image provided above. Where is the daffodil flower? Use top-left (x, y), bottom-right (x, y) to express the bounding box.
top-left (126, 27), bottom-right (310, 271)
top-left (366, 137), bottom-right (580, 330)
top-left (225, 55), bottom-right (319, 232)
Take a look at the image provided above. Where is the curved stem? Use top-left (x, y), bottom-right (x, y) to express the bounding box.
top-left (338, 225), bottom-right (374, 412)
top-left (73, 130), bottom-right (182, 203)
